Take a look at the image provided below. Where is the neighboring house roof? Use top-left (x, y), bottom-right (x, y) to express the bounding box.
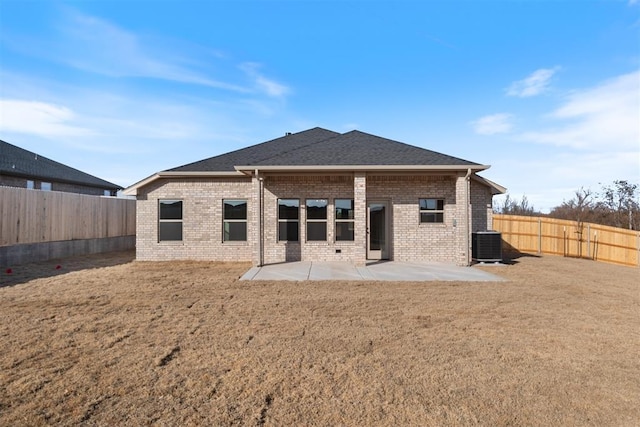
top-left (124, 127), bottom-right (504, 195)
top-left (0, 139), bottom-right (122, 191)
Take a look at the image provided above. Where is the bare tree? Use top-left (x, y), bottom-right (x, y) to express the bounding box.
top-left (549, 181), bottom-right (639, 230)
top-left (598, 180), bottom-right (639, 230)
top-left (495, 194), bottom-right (537, 216)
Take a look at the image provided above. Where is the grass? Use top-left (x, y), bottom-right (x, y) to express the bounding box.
top-left (0, 252), bottom-right (638, 426)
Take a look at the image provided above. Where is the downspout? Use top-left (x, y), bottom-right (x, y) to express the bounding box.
top-left (465, 168), bottom-right (472, 266)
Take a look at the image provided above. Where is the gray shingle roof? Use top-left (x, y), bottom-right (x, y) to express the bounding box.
top-left (168, 128), bottom-right (479, 172)
top-left (0, 140), bottom-right (121, 190)
top-left (168, 128), bottom-right (340, 172)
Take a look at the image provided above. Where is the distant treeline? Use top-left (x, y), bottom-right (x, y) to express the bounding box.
top-left (495, 180), bottom-right (640, 231)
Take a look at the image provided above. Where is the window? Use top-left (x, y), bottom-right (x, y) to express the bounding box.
top-left (278, 199), bottom-right (299, 241)
top-left (419, 198), bottom-right (444, 223)
top-left (41, 182), bottom-right (52, 191)
top-left (159, 200), bottom-right (183, 241)
top-left (104, 190), bottom-right (111, 196)
top-left (306, 199), bottom-right (327, 241)
top-left (223, 199), bottom-right (247, 242)
top-left (26, 180), bottom-right (34, 189)
top-left (335, 199), bottom-right (355, 241)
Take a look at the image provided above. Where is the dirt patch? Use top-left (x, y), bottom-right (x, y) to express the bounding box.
top-left (0, 253), bottom-right (638, 426)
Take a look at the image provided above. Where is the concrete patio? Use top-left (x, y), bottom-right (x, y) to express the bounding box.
top-left (240, 260), bottom-right (505, 282)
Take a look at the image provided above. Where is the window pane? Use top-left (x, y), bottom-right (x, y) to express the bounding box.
top-left (41, 182), bottom-right (52, 191)
top-left (159, 222), bottom-right (183, 241)
top-left (160, 200), bottom-right (183, 219)
top-left (278, 199), bottom-right (299, 220)
top-left (26, 180), bottom-right (34, 189)
top-left (307, 222), bottom-right (327, 241)
top-left (335, 222), bottom-right (355, 241)
top-left (306, 199), bottom-right (327, 220)
top-left (224, 222), bottom-right (247, 241)
top-left (419, 198), bottom-right (444, 211)
top-left (335, 199), bottom-right (354, 219)
top-left (420, 212), bottom-right (444, 223)
top-left (224, 200), bottom-right (247, 220)
top-left (278, 221), bottom-right (299, 241)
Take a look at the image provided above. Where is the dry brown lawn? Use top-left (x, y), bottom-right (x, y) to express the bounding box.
top-left (0, 252), bottom-right (638, 426)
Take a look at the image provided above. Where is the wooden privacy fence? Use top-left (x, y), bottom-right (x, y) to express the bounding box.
top-left (493, 214), bottom-right (640, 267)
top-left (0, 186), bottom-right (135, 246)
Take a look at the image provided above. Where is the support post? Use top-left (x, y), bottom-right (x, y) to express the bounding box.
top-left (538, 217), bottom-right (542, 255)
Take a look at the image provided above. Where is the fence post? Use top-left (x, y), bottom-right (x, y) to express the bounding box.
top-left (587, 224), bottom-right (591, 259)
top-left (538, 217), bottom-right (542, 255)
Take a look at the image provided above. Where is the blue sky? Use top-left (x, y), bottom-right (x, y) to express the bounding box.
top-left (1, 0), bottom-right (638, 212)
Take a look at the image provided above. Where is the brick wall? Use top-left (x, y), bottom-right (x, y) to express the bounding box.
top-left (135, 173), bottom-right (494, 266)
top-left (261, 175), bottom-right (360, 264)
top-left (470, 179), bottom-right (494, 232)
top-left (368, 175), bottom-right (465, 265)
top-left (135, 177), bottom-right (254, 261)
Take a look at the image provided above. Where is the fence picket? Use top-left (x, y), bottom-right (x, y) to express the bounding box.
top-left (493, 214), bottom-right (639, 267)
top-left (0, 186), bottom-right (135, 246)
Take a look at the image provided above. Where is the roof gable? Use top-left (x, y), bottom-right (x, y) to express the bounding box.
top-left (0, 140), bottom-right (121, 190)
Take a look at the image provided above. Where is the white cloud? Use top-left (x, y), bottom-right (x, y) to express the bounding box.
top-left (506, 67), bottom-right (560, 97)
top-left (240, 63), bottom-right (290, 98)
top-left (3, 9), bottom-right (292, 97)
top-left (55, 11), bottom-right (248, 92)
top-left (0, 69), bottom-right (300, 186)
top-left (520, 70), bottom-right (640, 150)
top-left (491, 149), bottom-right (640, 213)
top-left (0, 99), bottom-right (94, 137)
top-left (470, 113), bottom-right (514, 135)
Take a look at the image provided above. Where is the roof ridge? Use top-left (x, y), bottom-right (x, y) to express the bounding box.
top-left (245, 128), bottom-right (342, 165)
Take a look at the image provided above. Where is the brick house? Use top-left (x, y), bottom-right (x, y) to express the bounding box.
top-left (124, 128), bottom-right (505, 266)
top-left (0, 139), bottom-right (121, 196)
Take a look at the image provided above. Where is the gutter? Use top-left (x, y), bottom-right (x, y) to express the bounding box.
top-left (234, 164), bottom-right (490, 173)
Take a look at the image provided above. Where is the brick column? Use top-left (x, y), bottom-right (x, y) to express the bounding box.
top-left (354, 172), bottom-right (367, 266)
top-left (251, 172), bottom-right (262, 267)
top-left (455, 173), bottom-right (471, 266)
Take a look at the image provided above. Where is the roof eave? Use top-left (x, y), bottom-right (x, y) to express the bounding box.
top-left (234, 164), bottom-right (490, 173)
top-left (472, 174), bottom-right (507, 195)
top-left (0, 170), bottom-right (122, 190)
top-left (122, 171), bottom-right (246, 196)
